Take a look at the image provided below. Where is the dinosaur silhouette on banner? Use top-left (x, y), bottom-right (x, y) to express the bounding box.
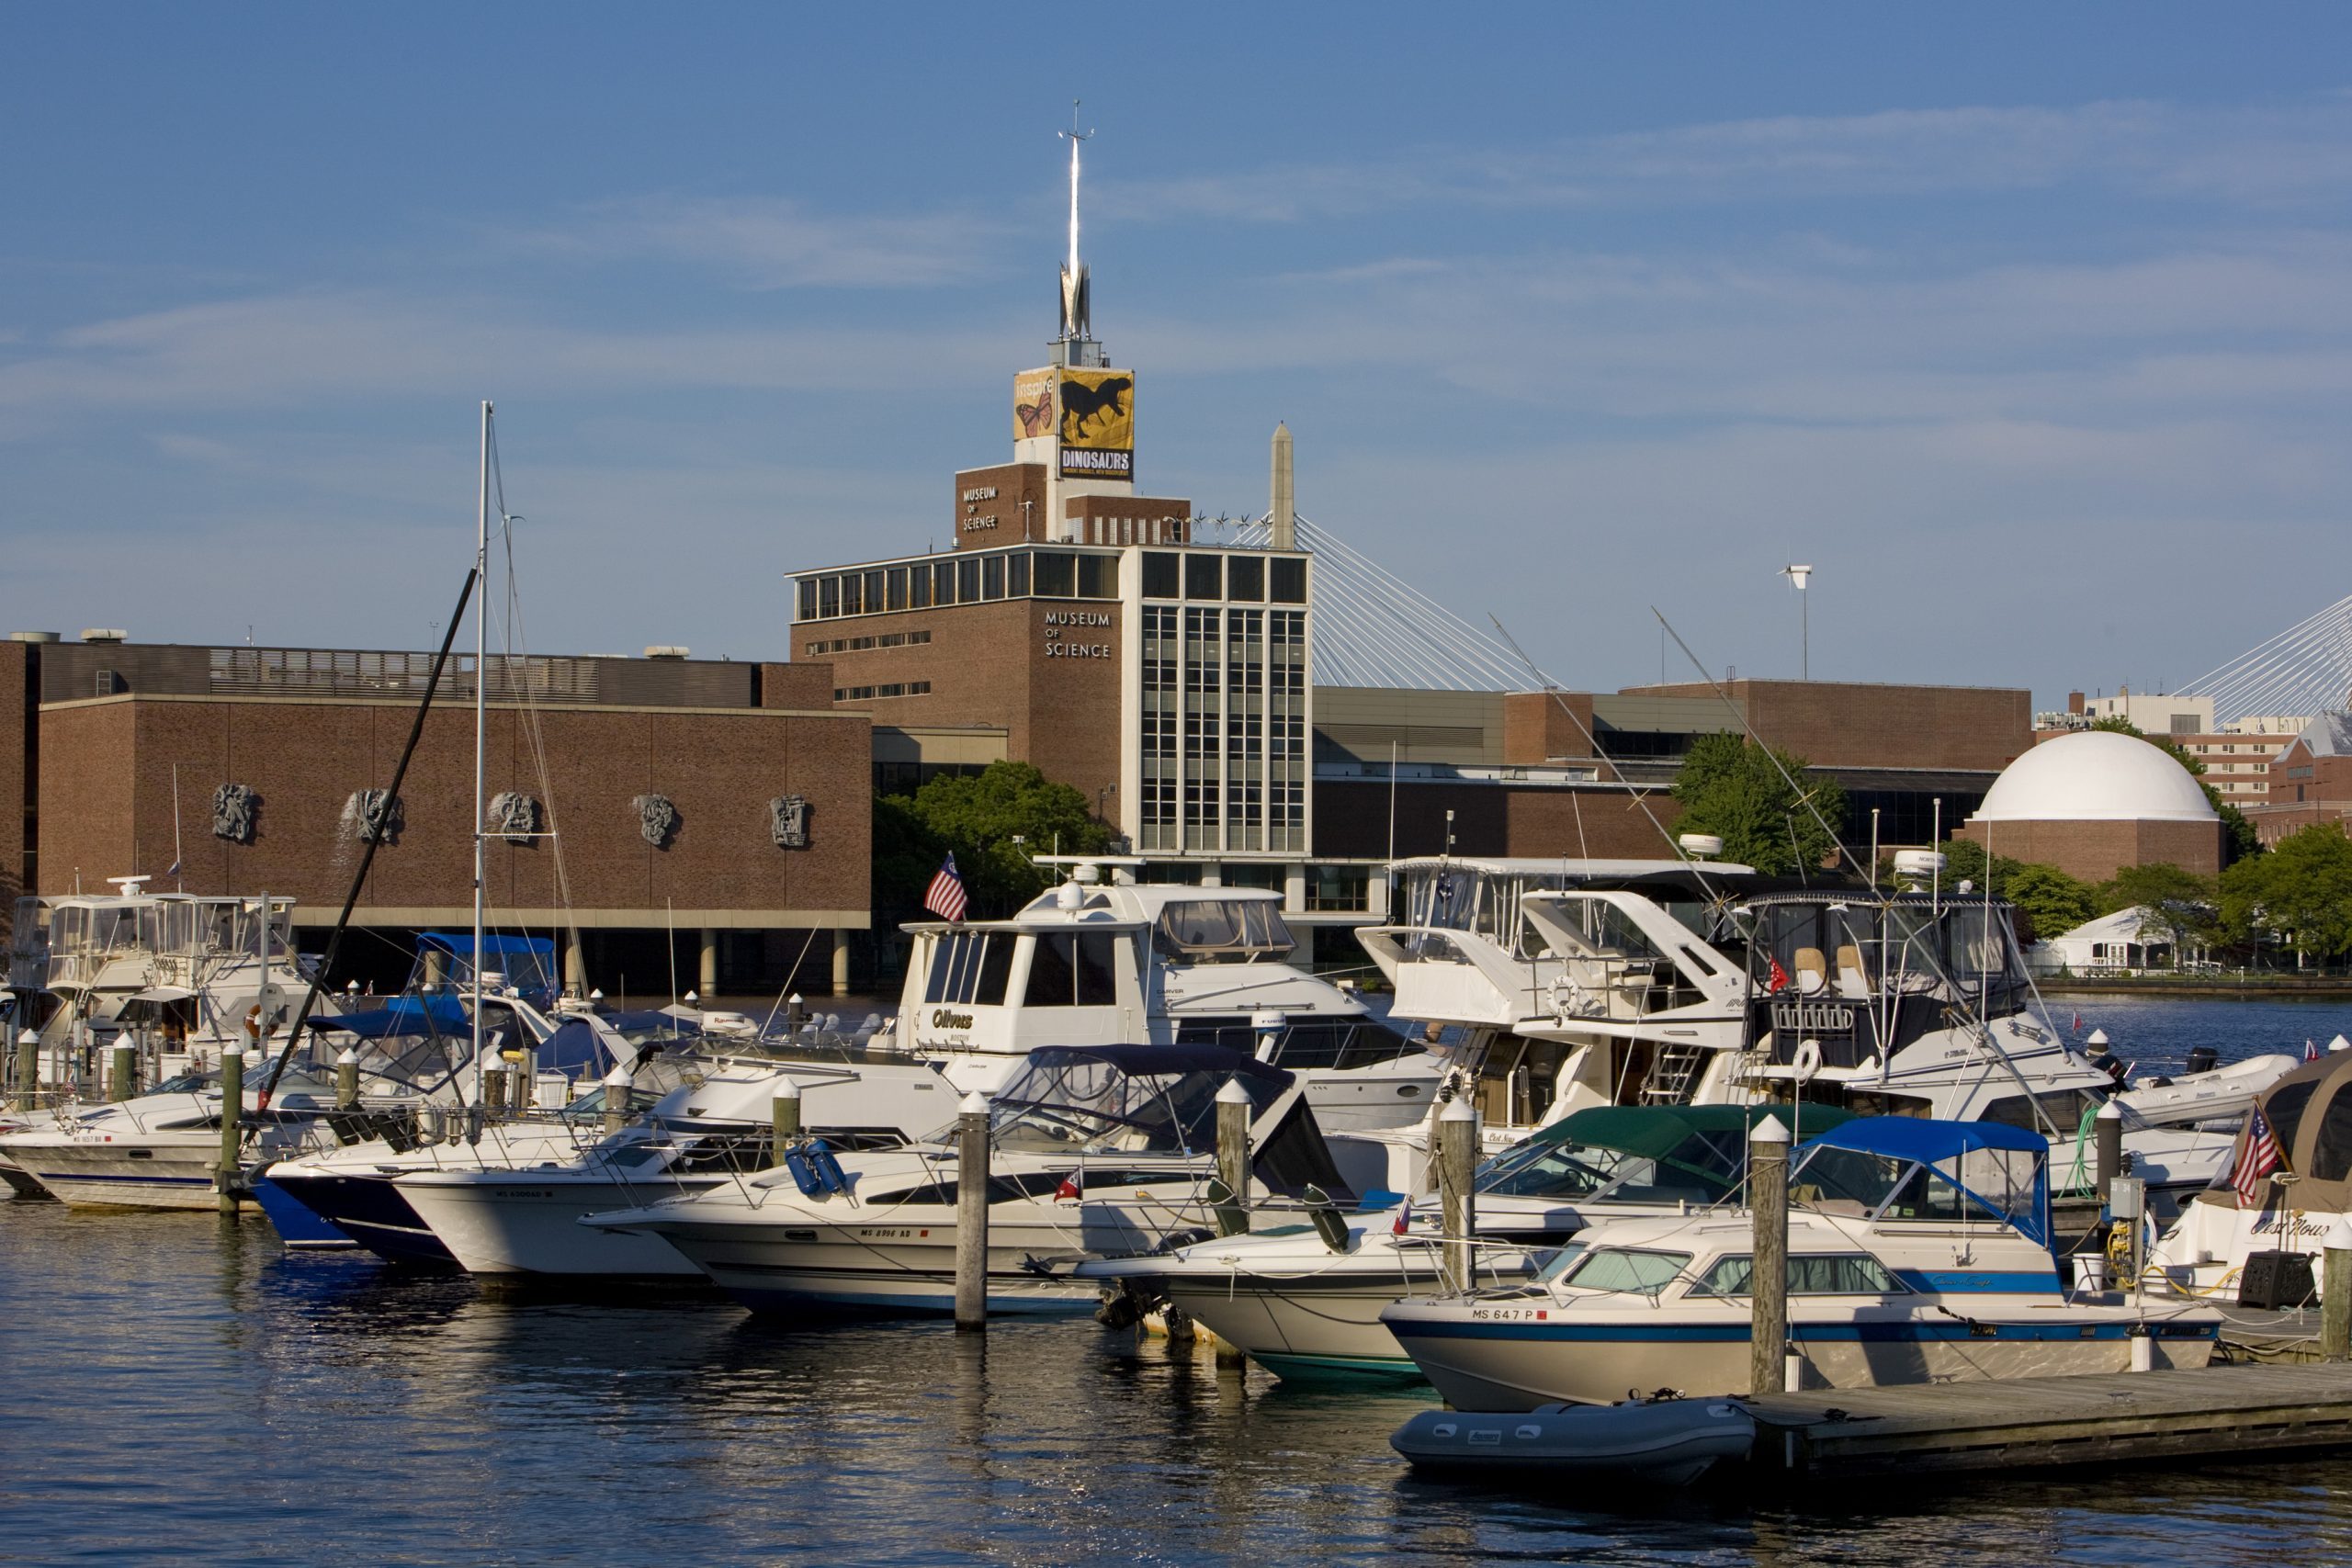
top-left (1058, 374), bottom-right (1132, 445)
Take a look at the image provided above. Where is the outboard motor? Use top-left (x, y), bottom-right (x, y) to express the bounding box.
top-left (2185, 1046), bottom-right (2220, 1077)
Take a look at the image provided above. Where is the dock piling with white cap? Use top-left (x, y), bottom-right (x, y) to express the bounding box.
top-left (955, 1090), bottom-right (991, 1332)
top-left (1750, 1113), bottom-right (1792, 1394)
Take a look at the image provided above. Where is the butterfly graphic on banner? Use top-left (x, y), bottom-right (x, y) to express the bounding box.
top-left (1015, 386), bottom-right (1055, 437)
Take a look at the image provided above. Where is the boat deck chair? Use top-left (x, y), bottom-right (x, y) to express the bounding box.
top-left (1792, 946), bottom-right (1828, 996)
top-left (1834, 943), bottom-right (1871, 998)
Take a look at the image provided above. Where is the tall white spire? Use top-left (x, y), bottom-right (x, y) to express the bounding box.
top-left (1057, 100), bottom-right (1092, 344)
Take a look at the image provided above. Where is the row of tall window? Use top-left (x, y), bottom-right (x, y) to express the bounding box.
top-left (1140, 603), bottom-right (1307, 853)
top-left (796, 549), bottom-right (1118, 621)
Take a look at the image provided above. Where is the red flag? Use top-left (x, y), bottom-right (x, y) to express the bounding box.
top-left (1055, 1172), bottom-right (1081, 1201)
top-left (2233, 1107), bottom-right (2284, 1208)
top-left (1766, 956), bottom-right (1792, 995)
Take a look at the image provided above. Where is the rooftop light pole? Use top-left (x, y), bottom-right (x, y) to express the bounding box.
top-left (1781, 563), bottom-right (1814, 682)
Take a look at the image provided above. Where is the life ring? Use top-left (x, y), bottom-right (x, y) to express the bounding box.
top-left (1548, 975), bottom-right (1591, 1019)
top-left (1792, 1038), bottom-right (1824, 1085)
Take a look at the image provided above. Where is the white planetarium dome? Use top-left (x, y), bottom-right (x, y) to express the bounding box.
top-left (1970, 730), bottom-right (2216, 824)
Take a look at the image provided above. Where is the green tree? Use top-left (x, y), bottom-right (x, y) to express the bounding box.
top-left (2219, 824), bottom-right (2352, 965)
top-left (2098, 862), bottom-right (2215, 962)
top-left (886, 761), bottom-right (1114, 918)
top-left (2002, 863), bottom-right (2101, 945)
top-left (2088, 715), bottom-right (2261, 863)
top-left (1669, 733), bottom-right (1848, 876)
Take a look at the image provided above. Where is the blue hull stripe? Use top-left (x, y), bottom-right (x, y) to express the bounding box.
top-left (1394, 1319), bottom-right (2216, 1345)
top-left (1891, 1270), bottom-right (2062, 1293)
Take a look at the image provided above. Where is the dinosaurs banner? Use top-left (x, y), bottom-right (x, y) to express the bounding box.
top-left (1013, 367), bottom-right (1134, 480)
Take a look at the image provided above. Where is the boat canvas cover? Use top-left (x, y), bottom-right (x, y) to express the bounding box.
top-left (2247, 1052), bottom-right (2352, 1213)
top-left (306, 994), bottom-right (471, 1039)
top-left (1479, 1104), bottom-right (1852, 1206)
top-left (1796, 1116), bottom-right (2051, 1247)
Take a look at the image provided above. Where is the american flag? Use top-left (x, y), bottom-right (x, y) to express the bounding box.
top-left (2233, 1105), bottom-right (2284, 1209)
top-left (923, 853), bottom-right (968, 923)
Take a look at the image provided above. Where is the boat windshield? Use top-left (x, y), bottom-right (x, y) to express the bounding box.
top-left (972, 1054), bottom-right (1287, 1156)
top-left (1549, 1247), bottom-right (1691, 1296)
top-left (1150, 899), bottom-right (1295, 964)
top-left (1476, 1134), bottom-right (1743, 1206)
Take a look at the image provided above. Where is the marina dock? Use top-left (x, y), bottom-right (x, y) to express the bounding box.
top-left (1746, 1362), bottom-right (2352, 1479)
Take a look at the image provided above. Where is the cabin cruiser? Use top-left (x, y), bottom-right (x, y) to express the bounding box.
top-left (1379, 1117), bottom-right (2222, 1412)
top-left (0, 1029), bottom-right (470, 1211)
top-left (587, 1043), bottom-right (1354, 1313)
top-left (1082, 1102), bottom-right (1851, 1379)
top-left (892, 861), bottom-right (1442, 1133)
top-left (252, 1005), bottom-right (688, 1256)
top-left (384, 1052), bottom-right (967, 1278)
top-left (6, 885), bottom-right (337, 1096)
top-left (6, 936), bottom-right (587, 1213)
top-left (1083, 1103), bottom-right (1852, 1375)
top-left (1361, 856), bottom-right (2258, 1216)
top-left (2152, 1050), bottom-right (2352, 1302)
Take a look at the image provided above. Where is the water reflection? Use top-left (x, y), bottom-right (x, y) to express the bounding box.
top-left (10, 1181), bottom-right (2352, 1564)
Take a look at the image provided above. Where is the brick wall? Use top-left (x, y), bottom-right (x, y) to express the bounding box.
top-left (1313, 780), bottom-right (1683, 861)
top-left (37, 695), bottom-right (870, 925)
top-left (1951, 817), bottom-right (2222, 882)
top-left (1620, 680), bottom-right (2031, 772)
top-left (1501, 690), bottom-right (1600, 765)
top-left (954, 463), bottom-right (1050, 546)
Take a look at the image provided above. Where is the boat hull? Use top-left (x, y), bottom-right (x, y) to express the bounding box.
top-left (1380, 1304), bottom-right (2218, 1412)
top-left (261, 1169), bottom-right (453, 1262)
top-left (635, 1207), bottom-right (1164, 1315)
top-left (398, 1174), bottom-right (720, 1278)
top-left (250, 1177), bottom-right (357, 1249)
top-left (2, 1138), bottom-right (226, 1210)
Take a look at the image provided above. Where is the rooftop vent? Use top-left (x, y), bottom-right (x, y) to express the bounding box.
top-left (6, 631), bottom-right (61, 644)
top-left (80, 628), bottom-right (129, 644)
top-left (643, 646), bottom-right (691, 660)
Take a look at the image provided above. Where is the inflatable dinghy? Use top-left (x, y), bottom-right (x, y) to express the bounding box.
top-left (1390, 1398), bottom-right (1754, 1486)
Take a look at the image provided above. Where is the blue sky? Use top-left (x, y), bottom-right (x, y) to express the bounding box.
top-left (6, 6), bottom-right (2349, 709)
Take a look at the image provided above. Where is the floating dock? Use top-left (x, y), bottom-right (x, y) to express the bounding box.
top-left (1746, 1363), bottom-right (2352, 1478)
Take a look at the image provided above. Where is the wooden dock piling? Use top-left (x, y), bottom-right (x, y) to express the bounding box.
top-left (1749, 1114), bottom-right (1791, 1395)
top-left (1438, 1096), bottom-right (1476, 1293)
top-left (955, 1090), bottom-right (990, 1333)
top-left (215, 1044), bottom-right (243, 1216)
top-left (1214, 1078), bottom-right (1251, 1237)
top-left (772, 1078), bottom-right (802, 1149)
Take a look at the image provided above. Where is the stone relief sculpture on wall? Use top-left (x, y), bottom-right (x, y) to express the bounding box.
top-left (769, 795), bottom-right (809, 849)
top-left (345, 789), bottom-right (403, 845)
top-left (211, 783), bottom-right (258, 844)
top-left (490, 791), bottom-right (542, 846)
top-left (632, 794), bottom-right (680, 849)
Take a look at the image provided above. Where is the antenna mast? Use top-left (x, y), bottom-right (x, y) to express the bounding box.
top-left (1057, 100), bottom-right (1093, 345)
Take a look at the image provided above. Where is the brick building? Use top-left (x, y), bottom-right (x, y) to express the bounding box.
top-left (3, 634), bottom-right (872, 995)
top-left (2246, 713), bottom-right (2352, 846)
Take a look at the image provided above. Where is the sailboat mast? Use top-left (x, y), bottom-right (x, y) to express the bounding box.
top-left (472, 400), bottom-right (491, 1103)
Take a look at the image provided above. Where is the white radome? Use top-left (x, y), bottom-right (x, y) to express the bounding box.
top-left (1971, 730), bottom-right (2216, 825)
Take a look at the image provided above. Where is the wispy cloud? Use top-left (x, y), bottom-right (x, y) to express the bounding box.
top-left (0, 291), bottom-right (1025, 431)
top-left (503, 196), bottom-right (1009, 289)
top-left (1097, 95), bottom-right (2352, 223)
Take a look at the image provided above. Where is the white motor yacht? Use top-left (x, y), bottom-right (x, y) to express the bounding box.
top-left (1380, 1117), bottom-right (2222, 1412)
top-left (588, 1043), bottom-right (1355, 1314)
top-left (893, 860), bottom-right (1442, 1133)
top-left (1360, 857), bottom-right (2264, 1217)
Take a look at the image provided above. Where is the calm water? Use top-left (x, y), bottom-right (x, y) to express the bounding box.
top-left (7, 996), bottom-right (2352, 1566)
